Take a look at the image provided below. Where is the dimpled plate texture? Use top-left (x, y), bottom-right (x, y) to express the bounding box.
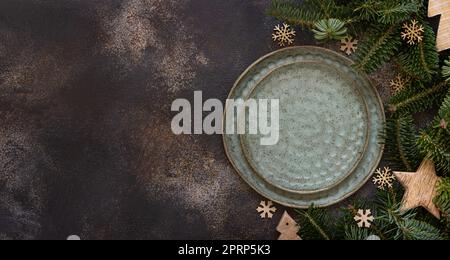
top-left (241, 62), bottom-right (369, 193)
top-left (223, 46), bottom-right (385, 208)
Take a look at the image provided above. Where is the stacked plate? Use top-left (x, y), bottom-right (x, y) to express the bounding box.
top-left (223, 47), bottom-right (385, 208)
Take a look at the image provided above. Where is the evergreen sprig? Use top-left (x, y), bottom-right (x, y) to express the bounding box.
top-left (295, 187), bottom-right (444, 240)
top-left (443, 57), bottom-right (450, 81)
top-left (434, 178), bottom-right (450, 236)
top-left (355, 24), bottom-right (402, 73)
top-left (376, 0), bottom-right (423, 24)
top-left (294, 206), bottom-right (333, 240)
top-left (388, 81), bottom-right (449, 115)
top-left (267, 0), bottom-right (325, 29)
top-left (352, 0), bottom-right (383, 22)
top-left (417, 90), bottom-right (450, 173)
top-left (344, 225), bottom-right (371, 240)
top-left (435, 178), bottom-right (450, 218)
top-left (400, 219), bottom-right (445, 240)
top-left (384, 115), bottom-right (421, 171)
top-left (398, 22), bottom-right (439, 82)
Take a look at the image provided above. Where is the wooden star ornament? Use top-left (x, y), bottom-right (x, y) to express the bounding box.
top-left (429, 0), bottom-right (450, 51)
top-left (394, 159), bottom-right (442, 219)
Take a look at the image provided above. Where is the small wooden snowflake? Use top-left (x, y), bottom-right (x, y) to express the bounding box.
top-left (272, 23), bottom-right (296, 47)
top-left (390, 75), bottom-right (408, 94)
top-left (401, 20), bottom-right (424, 45)
top-left (373, 167), bottom-right (396, 190)
top-left (340, 36), bottom-right (358, 55)
top-left (257, 201), bottom-right (277, 219)
top-left (354, 209), bottom-right (375, 228)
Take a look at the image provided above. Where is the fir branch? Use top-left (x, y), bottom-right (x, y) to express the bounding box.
top-left (399, 219), bottom-right (445, 240)
top-left (376, 188), bottom-right (414, 226)
top-left (310, 0), bottom-right (353, 21)
top-left (435, 178), bottom-right (450, 217)
top-left (388, 81), bottom-right (449, 115)
top-left (398, 22), bottom-right (439, 82)
top-left (418, 133), bottom-right (450, 173)
top-left (344, 225), bottom-right (370, 240)
top-left (267, 0), bottom-right (324, 29)
top-left (314, 0), bottom-right (334, 18)
top-left (384, 115), bottom-right (421, 171)
top-left (374, 188), bottom-right (444, 240)
top-left (355, 24), bottom-right (402, 73)
top-left (417, 90), bottom-right (450, 173)
top-left (352, 0), bottom-right (381, 22)
top-left (376, 0), bottom-right (422, 24)
top-left (443, 57), bottom-right (450, 81)
top-left (295, 206), bottom-right (332, 240)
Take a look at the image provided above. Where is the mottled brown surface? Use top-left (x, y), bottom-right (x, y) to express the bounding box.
top-left (0, 0), bottom-right (412, 240)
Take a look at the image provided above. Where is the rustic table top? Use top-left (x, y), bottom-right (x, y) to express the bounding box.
top-left (0, 0), bottom-right (442, 240)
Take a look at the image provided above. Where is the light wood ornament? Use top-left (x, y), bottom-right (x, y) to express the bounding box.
top-left (394, 159), bottom-right (442, 219)
top-left (429, 0), bottom-right (450, 51)
top-left (277, 211), bottom-right (301, 240)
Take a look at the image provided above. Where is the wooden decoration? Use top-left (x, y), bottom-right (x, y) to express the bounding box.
top-left (354, 209), bottom-right (375, 228)
top-left (277, 211), bottom-right (301, 240)
top-left (401, 20), bottom-right (424, 45)
top-left (394, 159), bottom-right (442, 219)
top-left (340, 36), bottom-right (358, 55)
top-left (272, 23), bottom-right (296, 47)
top-left (256, 201), bottom-right (277, 219)
top-left (429, 0), bottom-right (450, 51)
top-left (373, 167), bottom-right (396, 190)
top-left (389, 75), bottom-right (408, 95)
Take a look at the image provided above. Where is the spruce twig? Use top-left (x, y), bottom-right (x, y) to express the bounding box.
top-left (388, 81), bottom-right (449, 114)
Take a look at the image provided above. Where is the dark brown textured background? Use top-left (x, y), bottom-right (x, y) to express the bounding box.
top-left (0, 0), bottom-right (442, 240)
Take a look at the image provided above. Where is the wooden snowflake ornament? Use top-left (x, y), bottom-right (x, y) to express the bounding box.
top-left (354, 209), bottom-right (374, 228)
top-left (340, 36), bottom-right (358, 55)
top-left (277, 211), bottom-right (301, 240)
top-left (272, 23), bottom-right (296, 47)
top-left (401, 20), bottom-right (424, 45)
top-left (373, 167), bottom-right (396, 190)
top-left (429, 0), bottom-right (450, 51)
top-left (257, 201), bottom-right (277, 219)
top-left (394, 159), bottom-right (442, 219)
top-left (390, 75), bottom-right (408, 94)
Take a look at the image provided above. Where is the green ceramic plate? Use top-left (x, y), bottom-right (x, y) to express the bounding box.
top-left (223, 46), bottom-right (385, 208)
top-left (240, 61), bottom-right (369, 194)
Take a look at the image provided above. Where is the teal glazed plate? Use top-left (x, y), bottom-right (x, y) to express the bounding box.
top-left (241, 61), bottom-right (369, 194)
top-left (223, 46), bottom-right (385, 208)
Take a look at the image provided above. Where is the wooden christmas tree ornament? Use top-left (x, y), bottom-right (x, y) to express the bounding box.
top-left (394, 159), bottom-right (442, 219)
top-left (429, 0), bottom-right (450, 51)
top-left (276, 211), bottom-right (301, 240)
